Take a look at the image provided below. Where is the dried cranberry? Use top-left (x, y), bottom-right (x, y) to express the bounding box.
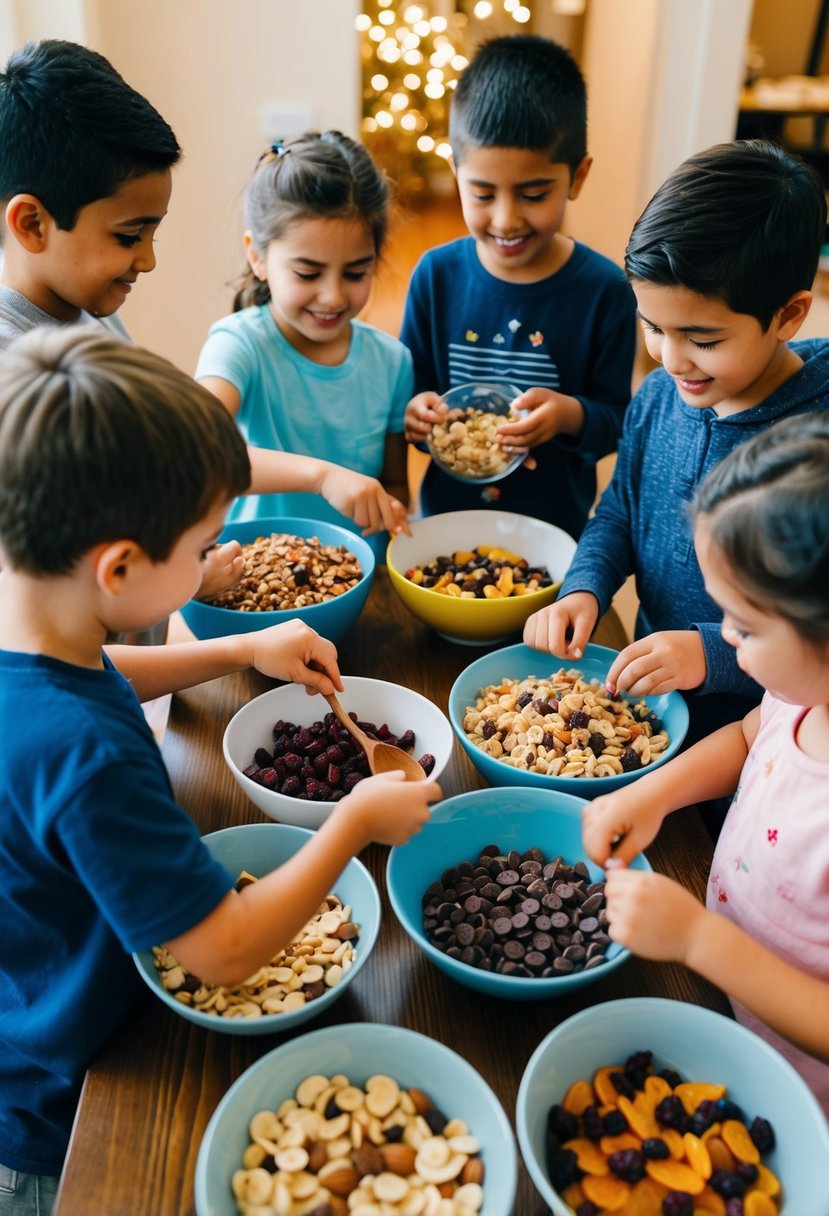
top-left (322, 744), bottom-right (345, 765)
top-left (283, 753), bottom-right (303, 773)
top-left (397, 728), bottom-right (416, 751)
top-left (253, 746), bottom-right (273, 767)
top-left (608, 1148), bottom-right (645, 1182)
top-left (327, 763), bottom-right (341, 788)
top-left (280, 775), bottom-right (301, 797)
top-left (418, 753), bottom-right (436, 775)
top-left (258, 767), bottom-right (278, 788)
top-left (641, 1137), bottom-right (670, 1159)
top-left (749, 1116), bottom-right (775, 1153)
top-left (661, 1195), bottom-right (693, 1216)
top-left (343, 771), bottom-right (365, 792)
top-left (292, 727), bottom-right (313, 751)
top-left (620, 746), bottom-right (642, 772)
top-left (242, 763), bottom-right (261, 780)
top-left (656, 1095), bottom-right (690, 1131)
top-left (709, 1169), bottom-right (747, 1199)
top-left (582, 1105), bottom-right (603, 1140)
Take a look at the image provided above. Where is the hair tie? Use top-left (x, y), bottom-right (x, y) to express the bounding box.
top-left (257, 142), bottom-right (291, 166)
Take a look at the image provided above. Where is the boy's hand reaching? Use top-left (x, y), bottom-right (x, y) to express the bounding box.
top-left (195, 540), bottom-right (244, 601)
top-left (582, 784), bottom-right (665, 869)
top-left (337, 770), bottom-right (442, 847)
top-left (318, 466), bottom-right (410, 537)
top-left (605, 630), bottom-right (707, 697)
top-left (522, 591), bottom-right (599, 660)
top-left (496, 387), bottom-right (585, 459)
top-left (404, 390), bottom-right (446, 443)
top-left (246, 620), bottom-right (344, 695)
top-left (604, 867), bottom-right (707, 965)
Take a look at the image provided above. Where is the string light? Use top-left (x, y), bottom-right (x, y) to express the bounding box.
top-left (359, 1), bottom-right (539, 198)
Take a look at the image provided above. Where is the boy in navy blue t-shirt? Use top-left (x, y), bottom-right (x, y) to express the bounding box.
top-left (402, 35), bottom-right (636, 538)
top-left (0, 329), bottom-right (440, 1208)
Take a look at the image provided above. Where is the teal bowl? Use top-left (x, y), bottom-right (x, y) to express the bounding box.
top-left (132, 822), bottom-right (380, 1035)
top-left (386, 786), bottom-right (651, 1000)
top-left (179, 516), bottom-right (375, 644)
top-left (449, 642), bottom-right (689, 798)
top-left (195, 1021), bottom-right (518, 1216)
top-left (516, 997), bottom-right (829, 1215)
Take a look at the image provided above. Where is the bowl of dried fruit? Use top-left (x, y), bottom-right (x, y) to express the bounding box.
top-left (449, 642), bottom-right (689, 797)
top-left (427, 381), bottom-right (525, 484)
top-left (223, 676), bottom-right (455, 830)
top-left (132, 822), bottom-right (381, 1035)
top-left (387, 786), bottom-right (650, 1000)
top-left (194, 1021), bottom-right (518, 1216)
top-left (387, 509), bottom-right (576, 645)
top-left (516, 996), bottom-right (829, 1216)
top-left (179, 517), bottom-right (375, 644)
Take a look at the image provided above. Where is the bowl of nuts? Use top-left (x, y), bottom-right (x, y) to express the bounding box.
top-left (179, 517), bottom-right (375, 644)
top-left (449, 642), bottom-right (689, 797)
top-left (387, 509), bottom-right (576, 645)
top-left (194, 1021), bottom-right (518, 1216)
top-left (387, 786), bottom-right (650, 1001)
top-left (516, 997), bottom-right (829, 1216)
top-left (428, 381), bottom-right (525, 483)
top-left (132, 822), bottom-right (381, 1035)
top-left (223, 677), bottom-right (455, 830)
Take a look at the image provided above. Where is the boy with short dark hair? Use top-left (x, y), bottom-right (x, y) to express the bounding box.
top-left (0, 39), bottom-right (409, 553)
top-left (402, 34), bottom-right (636, 539)
top-left (524, 139), bottom-right (829, 746)
top-left (0, 327), bottom-right (440, 1209)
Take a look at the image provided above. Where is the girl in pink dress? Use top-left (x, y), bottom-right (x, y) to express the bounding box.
top-left (582, 411), bottom-right (829, 1115)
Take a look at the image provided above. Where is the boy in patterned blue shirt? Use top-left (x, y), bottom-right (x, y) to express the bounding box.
top-left (402, 34), bottom-right (636, 538)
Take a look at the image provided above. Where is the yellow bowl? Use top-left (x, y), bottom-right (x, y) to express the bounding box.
top-left (387, 509), bottom-right (576, 645)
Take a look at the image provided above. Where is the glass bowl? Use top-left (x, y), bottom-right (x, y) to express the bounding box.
top-left (427, 381), bottom-right (524, 484)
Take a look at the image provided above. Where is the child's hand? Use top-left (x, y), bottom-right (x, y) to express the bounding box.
top-left (195, 540), bottom-right (244, 601)
top-left (582, 785), bottom-right (665, 868)
top-left (605, 630), bottom-right (707, 697)
top-left (318, 466), bottom-right (411, 537)
top-left (496, 388), bottom-right (560, 453)
top-left (404, 391), bottom-right (446, 443)
top-left (523, 591), bottom-right (599, 660)
top-left (246, 620), bottom-right (344, 694)
top-left (605, 867), bottom-right (707, 964)
top-left (338, 770), bottom-right (442, 846)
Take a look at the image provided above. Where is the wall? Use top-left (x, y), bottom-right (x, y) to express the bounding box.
top-left (0, 0), bottom-right (360, 372)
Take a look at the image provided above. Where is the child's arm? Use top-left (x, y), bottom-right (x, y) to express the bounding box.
top-left (106, 620), bottom-right (344, 704)
top-left (604, 630), bottom-right (708, 697)
top-left (605, 868), bottom-right (829, 1063)
top-left (165, 770), bottom-right (442, 985)
top-left (582, 713), bottom-right (756, 867)
top-left (199, 374), bottom-right (409, 538)
top-left (523, 590), bottom-right (600, 661)
top-left (381, 432), bottom-right (410, 511)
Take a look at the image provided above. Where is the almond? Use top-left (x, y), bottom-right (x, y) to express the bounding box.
top-left (381, 1142), bottom-right (417, 1176)
top-left (354, 1141), bottom-right (384, 1177)
top-left (306, 1140), bottom-right (328, 1173)
top-left (438, 1181), bottom-right (455, 1198)
top-left (317, 1164), bottom-right (360, 1197)
top-left (408, 1087), bottom-right (434, 1116)
top-left (461, 1157), bottom-right (485, 1185)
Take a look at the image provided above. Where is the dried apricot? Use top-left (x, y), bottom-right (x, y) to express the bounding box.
top-left (744, 1192), bottom-right (778, 1216)
top-left (645, 1158), bottom-right (706, 1195)
top-left (562, 1078), bottom-right (595, 1116)
top-left (704, 1134), bottom-right (736, 1172)
top-left (751, 1161), bottom-right (781, 1197)
top-left (660, 1127), bottom-right (686, 1160)
top-left (643, 1074), bottom-right (673, 1103)
top-left (721, 1118), bottom-right (761, 1164)
top-left (562, 1136), bottom-right (609, 1175)
top-left (626, 1176), bottom-right (669, 1215)
top-left (600, 1132), bottom-right (642, 1155)
top-left (560, 1181), bottom-right (585, 1209)
top-left (594, 1065), bottom-right (625, 1107)
top-left (581, 1172), bottom-right (631, 1210)
top-left (683, 1131), bottom-right (712, 1179)
top-left (617, 1094), bottom-right (659, 1140)
top-left (694, 1185), bottom-right (727, 1215)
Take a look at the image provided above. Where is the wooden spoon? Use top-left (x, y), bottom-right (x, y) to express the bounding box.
top-left (320, 688), bottom-right (427, 782)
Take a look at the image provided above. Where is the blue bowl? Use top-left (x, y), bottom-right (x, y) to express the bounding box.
top-left (195, 1022), bottom-right (518, 1216)
top-left (449, 642), bottom-right (689, 797)
top-left (516, 997), bottom-right (829, 1215)
top-left (387, 786), bottom-right (651, 1000)
top-left (132, 822), bottom-right (381, 1035)
top-left (179, 516), bottom-right (375, 644)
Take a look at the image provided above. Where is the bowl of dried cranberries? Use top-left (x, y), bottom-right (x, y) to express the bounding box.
top-left (223, 677), bottom-right (455, 830)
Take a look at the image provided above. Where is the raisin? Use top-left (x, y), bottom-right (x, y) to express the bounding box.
top-left (642, 1137), bottom-right (670, 1159)
top-left (602, 1109), bottom-right (628, 1136)
top-left (661, 1195), bottom-right (694, 1216)
top-left (546, 1146), bottom-right (580, 1191)
top-left (656, 1095), bottom-right (690, 1131)
top-left (624, 1049), bottom-right (653, 1089)
top-left (482, 719), bottom-right (497, 740)
top-left (253, 746), bottom-right (273, 767)
top-left (611, 1071), bottom-right (635, 1100)
top-left (620, 746), bottom-right (642, 772)
top-left (748, 1115), bottom-right (775, 1153)
top-left (690, 1099), bottom-right (719, 1135)
top-left (516, 689), bottom-right (534, 709)
top-left (588, 732), bottom-right (605, 757)
top-left (569, 709), bottom-right (590, 729)
top-left (582, 1105), bottom-right (603, 1140)
top-left (709, 1169), bottom-right (747, 1199)
top-left (547, 1104), bottom-right (579, 1143)
top-left (608, 1148), bottom-right (645, 1182)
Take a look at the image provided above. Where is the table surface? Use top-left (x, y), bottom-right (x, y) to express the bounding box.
top-left (54, 571), bottom-right (730, 1216)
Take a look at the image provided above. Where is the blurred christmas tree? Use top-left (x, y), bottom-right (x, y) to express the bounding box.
top-left (357, 2), bottom-right (471, 202)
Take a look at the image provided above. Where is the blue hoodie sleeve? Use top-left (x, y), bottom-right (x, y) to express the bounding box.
top-left (694, 622), bottom-right (764, 699)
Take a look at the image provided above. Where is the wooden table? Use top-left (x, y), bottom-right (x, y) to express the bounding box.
top-left (54, 571), bottom-right (730, 1216)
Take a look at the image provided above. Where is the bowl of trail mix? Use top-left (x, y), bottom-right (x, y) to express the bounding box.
top-left (516, 997), bottom-right (829, 1216)
top-left (449, 643), bottom-right (688, 796)
top-left (132, 822), bottom-right (381, 1035)
top-left (179, 517), bottom-right (375, 644)
top-left (387, 510), bottom-right (576, 644)
top-left (427, 381), bottom-right (526, 484)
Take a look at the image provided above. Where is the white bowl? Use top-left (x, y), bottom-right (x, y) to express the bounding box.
top-left (195, 1022), bottom-right (518, 1216)
top-left (387, 509), bottom-right (576, 645)
top-left (224, 677), bottom-right (454, 829)
top-left (516, 997), bottom-right (829, 1215)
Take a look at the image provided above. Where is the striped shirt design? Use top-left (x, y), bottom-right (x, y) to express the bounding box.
top-left (447, 341), bottom-right (560, 390)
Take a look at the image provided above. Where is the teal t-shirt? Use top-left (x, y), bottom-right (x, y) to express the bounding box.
top-left (195, 307), bottom-right (413, 559)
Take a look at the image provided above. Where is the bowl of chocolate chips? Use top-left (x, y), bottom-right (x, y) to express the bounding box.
top-left (386, 785), bottom-right (651, 1000)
